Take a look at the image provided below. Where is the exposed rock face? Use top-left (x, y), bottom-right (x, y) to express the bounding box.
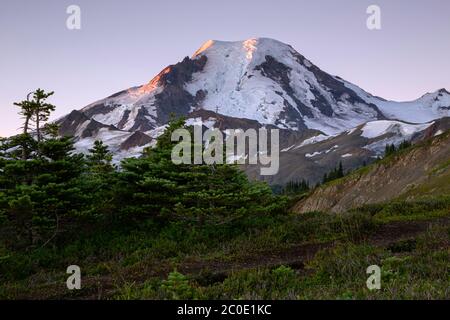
top-left (251, 52), bottom-right (386, 130)
top-left (154, 56), bottom-right (208, 125)
top-left (83, 103), bottom-right (116, 119)
top-left (77, 55), bottom-right (208, 133)
top-left (120, 131), bottom-right (152, 150)
top-left (255, 55), bottom-right (312, 125)
top-left (293, 129), bottom-right (450, 213)
top-left (129, 107), bottom-right (155, 132)
top-left (188, 109), bottom-right (276, 132)
top-left (411, 117), bottom-right (450, 142)
top-left (58, 110), bottom-right (90, 136)
top-left (117, 110), bottom-right (131, 129)
top-left (57, 110), bottom-right (117, 138)
top-left (294, 51), bottom-right (386, 120)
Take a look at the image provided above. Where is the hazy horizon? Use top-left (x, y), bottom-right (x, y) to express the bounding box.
top-left (1, 0), bottom-right (449, 136)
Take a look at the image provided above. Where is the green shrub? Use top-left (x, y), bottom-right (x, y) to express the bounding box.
top-left (160, 271), bottom-right (197, 300)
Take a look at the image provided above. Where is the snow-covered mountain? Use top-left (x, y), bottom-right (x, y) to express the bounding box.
top-left (57, 37), bottom-right (450, 183)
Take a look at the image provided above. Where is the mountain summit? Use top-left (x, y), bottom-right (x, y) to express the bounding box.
top-left (57, 38), bottom-right (450, 183)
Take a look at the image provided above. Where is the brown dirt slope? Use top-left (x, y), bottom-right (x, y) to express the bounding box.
top-left (293, 130), bottom-right (450, 213)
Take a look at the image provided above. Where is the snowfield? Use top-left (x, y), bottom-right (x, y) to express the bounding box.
top-left (360, 120), bottom-right (433, 139)
top-left (360, 120), bottom-right (434, 154)
top-left (344, 83), bottom-right (450, 124)
top-left (185, 38), bottom-right (384, 134)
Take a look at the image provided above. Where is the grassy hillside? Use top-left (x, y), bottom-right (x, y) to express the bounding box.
top-left (294, 130), bottom-right (450, 213)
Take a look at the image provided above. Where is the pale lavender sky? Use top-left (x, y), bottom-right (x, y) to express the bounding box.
top-left (1, 0), bottom-right (449, 136)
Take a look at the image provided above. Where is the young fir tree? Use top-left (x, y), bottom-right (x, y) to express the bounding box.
top-left (384, 143), bottom-right (396, 157)
top-left (117, 117), bottom-right (284, 225)
top-left (13, 92), bottom-right (34, 135)
top-left (86, 140), bottom-right (114, 174)
top-left (11, 89), bottom-right (56, 159)
top-left (337, 161), bottom-right (344, 177)
top-left (283, 179), bottom-right (310, 195)
top-left (398, 140), bottom-right (411, 151)
top-left (30, 89), bottom-right (56, 144)
top-left (76, 140), bottom-right (118, 223)
top-left (322, 162), bottom-right (345, 184)
top-left (0, 91), bottom-right (85, 247)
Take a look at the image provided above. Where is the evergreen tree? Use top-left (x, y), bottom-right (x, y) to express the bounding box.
top-left (283, 179), bottom-right (310, 195)
top-left (87, 140), bottom-right (114, 174)
top-left (322, 162), bottom-right (345, 184)
top-left (384, 143), bottom-right (396, 157)
top-left (117, 117), bottom-right (284, 225)
top-left (13, 92), bottom-right (35, 160)
top-left (337, 161), bottom-right (344, 177)
top-left (11, 89), bottom-right (56, 159)
top-left (384, 140), bottom-right (412, 158)
top-left (77, 140), bottom-right (118, 222)
top-left (0, 138), bottom-right (85, 247)
top-left (30, 89), bottom-right (56, 143)
top-left (0, 91), bottom-right (84, 247)
top-left (322, 172), bottom-right (328, 184)
top-left (398, 140), bottom-right (411, 151)
top-left (13, 92), bottom-right (34, 135)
